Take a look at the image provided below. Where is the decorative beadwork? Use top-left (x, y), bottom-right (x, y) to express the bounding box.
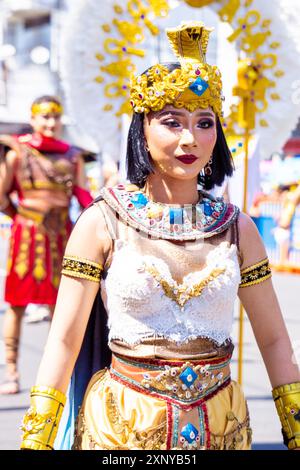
top-left (180, 422), bottom-right (200, 449)
top-left (179, 366), bottom-right (197, 387)
top-left (61, 255), bottom-right (103, 282)
top-left (100, 185), bottom-right (239, 241)
top-left (172, 405), bottom-right (180, 449)
top-left (239, 258), bottom-right (271, 287)
top-left (198, 406), bottom-right (206, 447)
top-left (140, 360), bottom-right (230, 402)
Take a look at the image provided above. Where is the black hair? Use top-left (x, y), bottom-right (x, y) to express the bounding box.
top-left (126, 62), bottom-right (234, 191)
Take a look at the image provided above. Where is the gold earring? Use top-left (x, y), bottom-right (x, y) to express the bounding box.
top-left (204, 156), bottom-right (213, 176)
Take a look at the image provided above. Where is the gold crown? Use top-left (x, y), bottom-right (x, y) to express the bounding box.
top-left (130, 21), bottom-right (223, 115)
top-left (31, 101), bottom-right (63, 116)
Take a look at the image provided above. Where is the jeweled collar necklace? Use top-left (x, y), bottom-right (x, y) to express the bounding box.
top-left (100, 184), bottom-right (239, 241)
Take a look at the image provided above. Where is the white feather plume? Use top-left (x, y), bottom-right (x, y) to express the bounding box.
top-left (60, 0), bottom-right (300, 161)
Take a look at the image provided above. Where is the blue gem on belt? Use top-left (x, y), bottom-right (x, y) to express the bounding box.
top-left (179, 366), bottom-right (197, 388)
top-left (180, 423), bottom-right (199, 444)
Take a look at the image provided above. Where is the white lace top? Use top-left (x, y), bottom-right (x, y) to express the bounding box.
top-left (101, 238), bottom-right (241, 347)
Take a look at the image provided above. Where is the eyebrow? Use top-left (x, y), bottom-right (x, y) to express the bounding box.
top-left (156, 110), bottom-right (215, 118)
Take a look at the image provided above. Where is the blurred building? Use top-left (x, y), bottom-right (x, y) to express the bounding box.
top-left (0, 0), bottom-right (70, 133)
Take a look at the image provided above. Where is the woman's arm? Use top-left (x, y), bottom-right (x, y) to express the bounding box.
top-left (238, 213), bottom-right (300, 449)
top-left (20, 203), bottom-right (112, 450)
top-left (0, 149), bottom-right (18, 218)
top-left (0, 149), bottom-right (18, 216)
top-left (74, 153), bottom-right (87, 189)
top-left (238, 212), bottom-right (300, 388)
top-left (21, 205), bottom-right (111, 450)
top-left (35, 203), bottom-right (111, 393)
top-left (72, 153), bottom-right (93, 208)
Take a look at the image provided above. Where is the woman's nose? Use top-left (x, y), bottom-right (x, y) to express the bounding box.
top-left (180, 128), bottom-right (197, 146)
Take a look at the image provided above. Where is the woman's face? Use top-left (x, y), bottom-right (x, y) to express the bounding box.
top-left (143, 105), bottom-right (217, 181)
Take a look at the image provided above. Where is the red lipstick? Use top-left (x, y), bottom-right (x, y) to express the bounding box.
top-left (175, 155), bottom-right (198, 164)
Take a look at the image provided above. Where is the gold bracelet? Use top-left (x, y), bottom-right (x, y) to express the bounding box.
top-left (272, 382), bottom-right (300, 450)
top-left (20, 385), bottom-right (66, 450)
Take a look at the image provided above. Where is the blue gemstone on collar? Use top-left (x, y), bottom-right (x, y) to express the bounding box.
top-left (179, 366), bottom-right (197, 388)
top-left (169, 208), bottom-right (183, 225)
top-left (189, 77), bottom-right (209, 97)
top-left (203, 201), bottom-right (213, 216)
top-left (180, 423), bottom-right (199, 443)
top-left (130, 193), bottom-right (148, 209)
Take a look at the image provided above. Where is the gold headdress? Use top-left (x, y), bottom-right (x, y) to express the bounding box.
top-left (130, 21), bottom-right (223, 115)
top-left (31, 101), bottom-right (64, 116)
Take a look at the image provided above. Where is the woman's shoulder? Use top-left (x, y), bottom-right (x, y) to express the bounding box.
top-left (76, 200), bottom-right (110, 233)
top-left (65, 202), bottom-right (112, 265)
top-left (238, 211), bottom-right (260, 235)
top-left (237, 211), bottom-right (268, 271)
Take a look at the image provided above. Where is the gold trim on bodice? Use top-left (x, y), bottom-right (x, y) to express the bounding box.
top-left (144, 262), bottom-right (226, 308)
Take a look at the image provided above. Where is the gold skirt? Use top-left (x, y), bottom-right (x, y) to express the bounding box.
top-left (73, 354), bottom-right (252, 450)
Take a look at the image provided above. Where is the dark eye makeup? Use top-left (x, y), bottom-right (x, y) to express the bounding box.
top-left (161, 118), bottom-right (215, 129)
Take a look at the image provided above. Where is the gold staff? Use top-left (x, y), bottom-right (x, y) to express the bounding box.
top-left (233, 58), bottom-right (260, 385)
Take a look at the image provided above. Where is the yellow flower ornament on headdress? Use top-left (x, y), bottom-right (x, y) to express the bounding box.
top-left (130, 21), bottom-right (223, 116)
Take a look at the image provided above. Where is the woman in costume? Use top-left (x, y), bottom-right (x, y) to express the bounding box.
top-left (0, 95), bottom-right (93, 394)
top-left (20, 23), bottom-right (300, 450)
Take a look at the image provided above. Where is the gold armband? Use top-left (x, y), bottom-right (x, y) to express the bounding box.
top-left (61, 255), bottom-right (103, 282)
top-left (272, 382), bottom-right (300, 450)
top-left (239, 258), bottom-right (272, 288)
top-left (20, 385), bottom-right (66, 450)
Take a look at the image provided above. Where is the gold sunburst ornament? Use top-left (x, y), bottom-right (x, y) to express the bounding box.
top-left (129, 21), bottom-right (223, 115)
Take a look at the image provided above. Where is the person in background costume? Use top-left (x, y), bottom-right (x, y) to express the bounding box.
top-left (20, 23), bottom-right (300, 450)
top-left (274, 182), bottom-right (300, 265)
top-left (0, 95), bottom-right (93, 394)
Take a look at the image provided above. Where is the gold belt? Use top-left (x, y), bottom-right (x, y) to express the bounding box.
top-left (17, 206), bottom-right (68, 225)
top-left (110, 353), bottom-right (231, 406)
